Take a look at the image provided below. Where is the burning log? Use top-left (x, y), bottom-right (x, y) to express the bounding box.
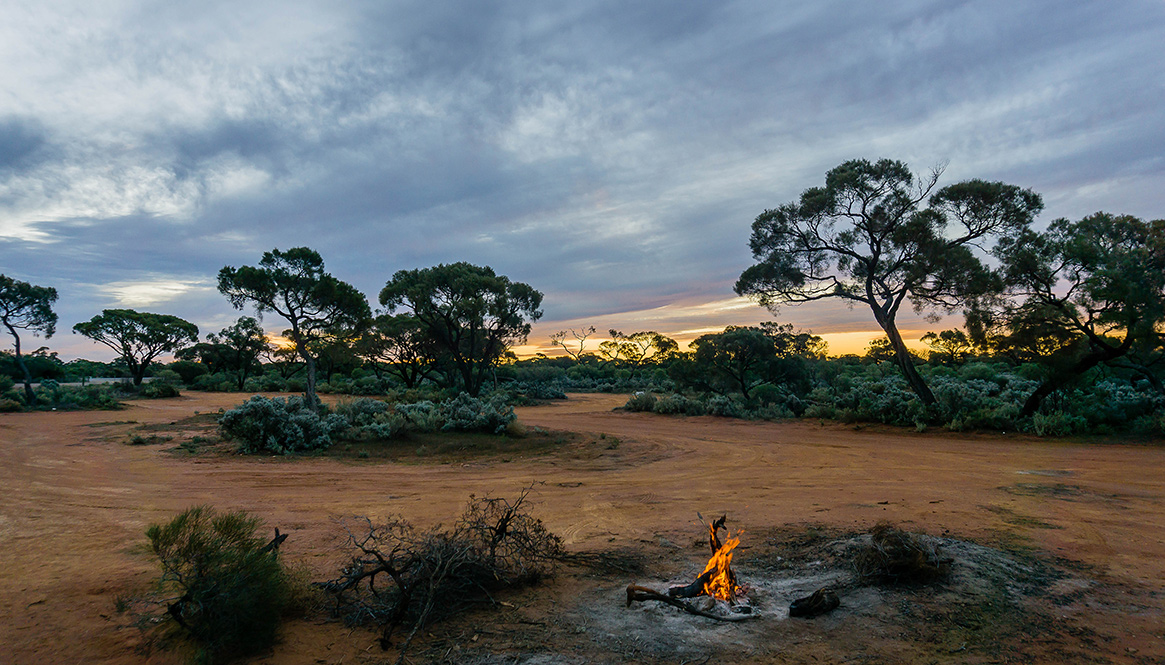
top-left (667, 514), bottom-right (741, 602)
top-left (626, 514), bottom-right (754, 621)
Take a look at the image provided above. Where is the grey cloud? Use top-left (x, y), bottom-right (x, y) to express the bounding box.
top-left (0, 117), bottom-right (51, 172)
top-left (2, 0), bottom-right (1164, 359)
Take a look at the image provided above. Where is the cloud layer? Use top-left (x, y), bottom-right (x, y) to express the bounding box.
top-left (2, 1), bottom-right (1163, 359)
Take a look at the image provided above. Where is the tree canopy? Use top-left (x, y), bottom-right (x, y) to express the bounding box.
top-left (356, 313), bottom-right (439, 389)
top-left (736, 158), bottom-right (1043, 404)
top-left (73, 309), bottom-right (198, 385)
top-left (379, 263), bottom-right (543, 396)
top-left (218, 247), bottom-right (370, 409)
top-left (597, 330), bottom-right (678, 379)
top-left (0, 275), bottom-right (59, 403)
top-left (178, 316), bottom-right (268, 390)
top-left (969, 212), bottom-right (1165, 415)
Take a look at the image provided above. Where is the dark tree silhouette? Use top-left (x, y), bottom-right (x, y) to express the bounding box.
top-left (73, 309), bottom-right (198, 386)
top-left (0, 275), bottom-right (58, 404)
top-left (380, 263), bottom-right (542, 396)
top-left (970, 212), bottom-right (1165, 415)
top-left (218, 247), bottom-right (370, 410)
top-left (736, 158), bottom-right (1042, 404)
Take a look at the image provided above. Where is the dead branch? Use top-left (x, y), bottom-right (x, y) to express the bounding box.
top-left (323, 485), bottom-right (563, 664)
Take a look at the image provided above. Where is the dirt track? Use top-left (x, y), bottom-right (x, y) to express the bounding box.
top-left (1, 392), bottom-right (1162, 663)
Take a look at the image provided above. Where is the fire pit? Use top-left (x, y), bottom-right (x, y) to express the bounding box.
top-left (625, 515), bottom-right (755, 622)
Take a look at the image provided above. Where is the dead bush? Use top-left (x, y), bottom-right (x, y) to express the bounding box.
top-left (854, 521), bottom-right (951, 585)
top-left (323, 486), bottom-right (563, 663)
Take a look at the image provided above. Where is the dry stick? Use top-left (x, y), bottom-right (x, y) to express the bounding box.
top-left (625, 586), bottom-right (754, 623)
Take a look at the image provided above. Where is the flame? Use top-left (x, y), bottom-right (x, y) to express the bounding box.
top-left (699, 527), bottom-right (742, 601)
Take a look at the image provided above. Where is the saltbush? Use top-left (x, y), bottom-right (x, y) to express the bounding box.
top-left (1031, 410), bottom-right (1087, 437)
top-left (394, 400), bottom-right (444, 432)
top-left (622, 392), bottom-right (656, 412)
top-left (440, 392), bottom-right (516, 434)
top-left (146, 506), bottom-right (289, 664)
top-left (218, 396), bottom-right (345, 454)
top-left (332, 397), bottom-right (403, 440)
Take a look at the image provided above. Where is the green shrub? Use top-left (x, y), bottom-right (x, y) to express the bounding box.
top-left (140, 381), bottom-right (181, 398)
top-left (394, 400), bottom-right (444, 432)
top-left (147, 506), bottom-right (289, 664)
top-left (440, 392), bottom-right (516, 434)
top-left (622, 392), bottom-right (656, 412)
top-left (1031, 410), bottom-right (1086, 437)
top-left (218, 396), bottom-right (345, 454)
top-left (333, 397), bottom-right (403, 440)
top-left (0, 398), bottom-right (22, 412)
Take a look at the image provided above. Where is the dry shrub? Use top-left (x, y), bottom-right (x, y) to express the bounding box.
top-left (854, 521), bottom-right (951, 585)
top-left (324, 486), bottom-right (563, 662)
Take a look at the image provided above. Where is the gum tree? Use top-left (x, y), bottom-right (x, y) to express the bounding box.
top-left (736, 158), bottom-right (1042, 405)
top-left (970, 212), bottom-right (1165, 415)
top-left (73, 309), bottom-right (198, 386)
top-left (218, 247), bottom-right (370, 410)
top-left (379, 263), bottom-right (542, 396)
top-left (178, 316), bottom-right (268, 390)
top-left (0, 275), bottom-right (58, 404)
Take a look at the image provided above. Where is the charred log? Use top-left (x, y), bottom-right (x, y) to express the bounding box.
top-left (626, 585), bottom-right (754, 622)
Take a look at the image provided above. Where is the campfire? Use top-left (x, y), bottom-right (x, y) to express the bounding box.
top-left (626, 514), bottom-right (754, 622)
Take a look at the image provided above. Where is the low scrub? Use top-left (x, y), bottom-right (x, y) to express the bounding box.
top-left (218, 395), bottom-right (346, 454)
top-left (146, 506), bottom-right (291, 664)
top-left (325, 487), bottom-right (563, 659)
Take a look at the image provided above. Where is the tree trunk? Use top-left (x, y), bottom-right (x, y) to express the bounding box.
top-left (1021, 348), bottom-right (1114, 417)
top-left (11, 329), bottom-right (36, 405)
top-left (882, 318), bottom-right (936, 405)
top-left (303, 353), bottom-right (320, 411)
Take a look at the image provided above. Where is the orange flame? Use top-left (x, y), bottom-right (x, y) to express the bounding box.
top-left (699, 527), bottom-right (742, 601)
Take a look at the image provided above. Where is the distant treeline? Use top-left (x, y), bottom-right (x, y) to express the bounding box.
top-left (3, 158), bottom-right (1162, 434)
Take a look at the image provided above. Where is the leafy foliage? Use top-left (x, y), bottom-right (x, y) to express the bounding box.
top-left (0, 274), bottom-right (58, 404)
top-left (380, 263), bottom-right (542, 396)
top-left (146, 506), bottom-right (289, 664)
top-left (439, 392), bottom-right (516, 434)
top-left (737, 159), bottom-right (1042, 404)
top-left (218, 395), bottom-right (346, 454)
top-left (971, 212), bottom-right (1165, 415)
top-left (73, 309), bottom-right (198, 386)
top-left (178, 317), bottom-right (267, 390)
top-left (218, 247), bottom-right (371, 410)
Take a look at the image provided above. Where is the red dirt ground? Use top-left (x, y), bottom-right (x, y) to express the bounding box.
top-left (1, 392), bottom-right (1162, 663)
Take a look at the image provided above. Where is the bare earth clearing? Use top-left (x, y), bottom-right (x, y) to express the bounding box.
top-left (1, 393), bottom-right (1162, 664)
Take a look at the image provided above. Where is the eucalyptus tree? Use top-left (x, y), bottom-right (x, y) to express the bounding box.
top-left (356, 313), bottom-right (440, 389)
top-left (73, 309), bottom-right (198, 386)
top-left (597, 330), bottom-right (678, 379)
top-left (218, 247), bottom-right (370, 410)
top-left (178, 316), bottom-right (268, 390)
top-left (969, 212), bottom-right (1165, 415)
top-left (736, 158), bottom-right (1042, 404)
top-left (0, 275), bottom-right (58, 403)
top-left (379, 263), bottom-right (542, 396)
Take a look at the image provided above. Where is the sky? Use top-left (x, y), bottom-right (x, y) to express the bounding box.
top-left (2, 1), bottom-right (1163, 361)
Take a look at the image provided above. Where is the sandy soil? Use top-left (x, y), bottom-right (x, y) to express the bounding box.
top-left (1, 392), bottom-right (1162, 664)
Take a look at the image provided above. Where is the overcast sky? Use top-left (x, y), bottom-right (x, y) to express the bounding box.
top-left (2, 1), bottom-right (1163, 360)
